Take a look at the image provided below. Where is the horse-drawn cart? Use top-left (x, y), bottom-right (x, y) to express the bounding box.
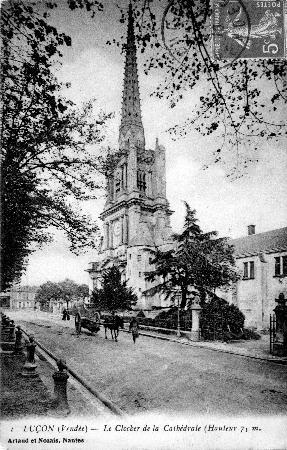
top-left (74, 305), bottom-right (101, 335)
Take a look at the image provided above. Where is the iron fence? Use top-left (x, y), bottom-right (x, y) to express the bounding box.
top-left (200, 323), bottom-right (225, 341)
top-left (136, 315), bottom-right (192, 332)
top-left (200, 312), bottom-right (226, 341)
top-left (200, 313), bottom-right (244, 341)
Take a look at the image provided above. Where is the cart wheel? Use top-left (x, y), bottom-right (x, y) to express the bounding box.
top-left (92, 324), bottom-right (100, 334)
top-left (75, 312), bottom-right (82, 334)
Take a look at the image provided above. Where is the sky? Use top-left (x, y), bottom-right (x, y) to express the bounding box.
top-left (22, 0), bottom-right (287, 287)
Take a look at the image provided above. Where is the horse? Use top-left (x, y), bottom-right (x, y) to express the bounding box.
top-left (103, 315), bottom-right (124, 342)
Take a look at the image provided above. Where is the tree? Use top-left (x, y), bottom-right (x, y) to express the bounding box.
top-left (145, 202), bottom-right (239, 308)
top-left (35, 279), bottom-right (89, 309)
top-left (1, 0), bottom-right (111, 291)
top-left (112, 1), bottom-right (287, 178)
top-left (91, 266), bottom-right (137, 312)
top-left (35, 281), bottom-right (61, 306)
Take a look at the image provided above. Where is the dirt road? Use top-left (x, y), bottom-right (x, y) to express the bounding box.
top-left (11, 311), bottom-right (287, 416)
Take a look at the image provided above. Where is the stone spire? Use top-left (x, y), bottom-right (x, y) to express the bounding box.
top-left (119, 2), bottom-right (145, 149)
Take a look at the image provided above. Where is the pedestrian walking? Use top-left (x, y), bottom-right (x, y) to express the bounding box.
top-left (62, 308), bottom-right (67, 320)
top-left (129, 317), bottom-right (139, 344)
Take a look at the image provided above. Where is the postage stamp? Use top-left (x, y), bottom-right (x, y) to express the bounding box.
top-left (212, 0), bottom-right (286, 60)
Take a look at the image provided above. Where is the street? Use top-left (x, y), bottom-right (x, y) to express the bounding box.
top-left (11, 311), bottom-right (287, 416)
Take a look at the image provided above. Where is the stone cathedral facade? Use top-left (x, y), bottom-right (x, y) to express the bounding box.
top-left (87, 5), bottom-right (173, 309)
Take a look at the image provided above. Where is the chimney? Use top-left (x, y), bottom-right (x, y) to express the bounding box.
top-left (248, 225), bottom-right (255, 236)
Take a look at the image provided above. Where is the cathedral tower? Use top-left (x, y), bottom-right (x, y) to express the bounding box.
top-left (88, 4), bottom-right (173, 308)
top-left (119, 3), bottom-right (145, 151)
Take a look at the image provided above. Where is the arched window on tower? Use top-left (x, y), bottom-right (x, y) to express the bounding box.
top-left (109, 177), bottom-right (114, 199)
top-left (137, 170), bottom-right (146, 192)
top-left (115, 170), bottom-right (121, 195)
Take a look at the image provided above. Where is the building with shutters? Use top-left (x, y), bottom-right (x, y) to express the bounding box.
top-left (223, 225), bottom-right (287, 329)
top-left (0, 285), bottom-right (39, 310)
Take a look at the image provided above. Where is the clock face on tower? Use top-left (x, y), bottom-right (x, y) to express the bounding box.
top-left (113, 220), bottom-right (121, 246)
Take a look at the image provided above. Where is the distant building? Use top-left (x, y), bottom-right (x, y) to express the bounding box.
top-left (0, 292), bottom-right (11, 309)
top-left (225, 225), bottom-right (287, 329)
top-left (2, 285), bottom-right (39, 310)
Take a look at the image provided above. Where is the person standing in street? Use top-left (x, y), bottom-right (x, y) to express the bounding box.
top-left (129, 316), bottom-right (139, 344)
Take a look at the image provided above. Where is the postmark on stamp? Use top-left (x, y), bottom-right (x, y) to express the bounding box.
top-left (212, 0), bottom-right (286, 61)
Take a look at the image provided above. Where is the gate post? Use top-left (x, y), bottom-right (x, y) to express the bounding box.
top-left (190, 294), bottom-right (202, 341)
top-left (273, 293), bottom-right (287, 357)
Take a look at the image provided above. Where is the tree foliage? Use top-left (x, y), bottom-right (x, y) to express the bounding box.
top-left (111, 0), bottom-right (287, 178)
top-left (35, 278), bottom-right (89, 308)
top-left (91, 266), bottom-right (137, 312)
top-left (145, 202), bottom-right (239, 308)
top-left (1, 0), bottom-right (111, 290)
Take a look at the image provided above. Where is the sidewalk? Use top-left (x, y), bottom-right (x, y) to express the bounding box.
top-left (1, 311), bottom-right (114, 419)
top-left (0, 348), bottom-right (109, 420)
top-left (0, 351), bottom-right (55, 419)
top-left (190, 333), bottom-right (281, 361)
top-left (138, 329), bottom-right (287, 364)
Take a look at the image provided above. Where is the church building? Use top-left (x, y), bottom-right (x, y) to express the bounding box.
top-left (87, 4), bottom-right (173, 309)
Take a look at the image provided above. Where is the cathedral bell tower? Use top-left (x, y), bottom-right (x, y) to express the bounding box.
top-left (119, 3), bottom-right (145, 151)
top-left (88, 3), bottom-right (173, 308)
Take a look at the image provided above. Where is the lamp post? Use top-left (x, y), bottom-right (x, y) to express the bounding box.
top-left (172, 289), bottom-right (182, 337)
top-left (177, 295), bottom-right (180, 337)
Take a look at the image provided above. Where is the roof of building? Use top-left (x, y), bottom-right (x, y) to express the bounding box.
top-left (11, 285), bottom-right (39, 292)
top-left (230, 227), bottom-right (287, 258)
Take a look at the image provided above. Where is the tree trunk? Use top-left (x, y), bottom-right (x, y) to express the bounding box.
top-left (180, 286), bottom-right (187, 309)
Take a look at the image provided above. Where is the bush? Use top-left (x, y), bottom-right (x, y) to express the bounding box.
top-left (137, 317), bottom-right (155, 327)
top-left (200, 297), bottom-right (245, 341)
top-left (242, 328), bottom-right (261, 340)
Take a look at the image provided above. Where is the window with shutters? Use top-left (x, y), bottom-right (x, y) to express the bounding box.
top-left (274, 255), bottom-right (287, 277)
top-left (243, 262), bottom-right (248, 278)
top-left (249, 261), bottom-right (255, 279)
top-left (275, 257), bottom-right (281, 276)
top-left (243, 261), bottom-right (255, 280)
